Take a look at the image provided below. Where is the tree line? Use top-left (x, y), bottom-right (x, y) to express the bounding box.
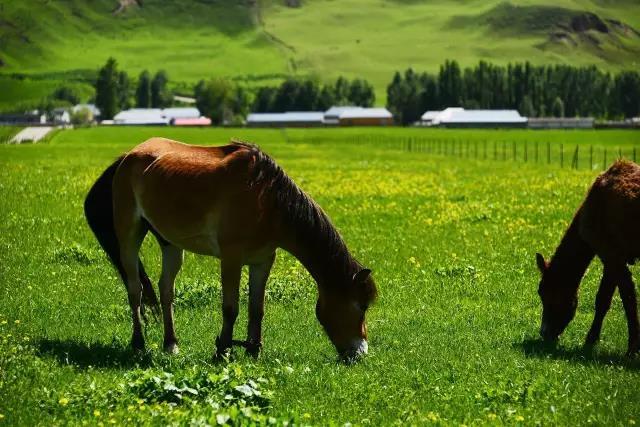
top-left (94, 58), bottom-right (376, 123)
top-left (94, 58), bottom-right (173, 119)
top-left (93, 57), bottom-right (639, 124)
top-left (387, 60), bottom-right (640, 125)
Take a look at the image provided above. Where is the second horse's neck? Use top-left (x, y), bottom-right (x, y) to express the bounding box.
top-left (548, 209), bottom-right (595, 292)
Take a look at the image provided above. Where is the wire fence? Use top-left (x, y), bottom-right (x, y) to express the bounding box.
top-left (325, 135), bottom-right (640, 171)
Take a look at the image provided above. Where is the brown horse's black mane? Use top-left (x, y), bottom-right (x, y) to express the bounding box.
top-left (235, 141), bottom-right (364, 290)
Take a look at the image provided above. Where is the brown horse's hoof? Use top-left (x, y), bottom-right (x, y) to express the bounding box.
top-left (626, 336), bottom-right (639, 357)
top-left (215, 335), bottom-right (232, 359)
top-left (245, 341), bottom-right (262, 358)
top-left (163, 341), bottom-right (179, 354)
top-left (131, 335), bottom-right (146, 352)
top-left (584, 330), bottom-right (600, 347)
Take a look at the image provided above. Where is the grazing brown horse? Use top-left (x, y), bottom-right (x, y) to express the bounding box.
top-left (536, 160), bottom-right (640, 355)
top-left (85, 138), bottom-right (377, 360)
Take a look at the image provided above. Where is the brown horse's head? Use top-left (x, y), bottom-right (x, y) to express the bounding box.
top-left (535, 253), bottom-right (578, 342)
top-left (316, 268), bottom-right (377, 361)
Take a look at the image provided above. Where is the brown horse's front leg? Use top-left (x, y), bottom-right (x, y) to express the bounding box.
top-left (246, 254), bottom-right (275, 357)
top-left (618, 267), bottom-right (640, 356)
top-left (585, 267), bottom-right (616, 347)
top-left (216, 258), bottom-right (241, 358)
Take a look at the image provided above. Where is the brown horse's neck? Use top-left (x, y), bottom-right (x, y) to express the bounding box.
top-left (279, 211), bottom-right (358, 291)
top-left (548, 208), bottom-right (595, 293)
top-left (248, 147), bottom-right (360, 290)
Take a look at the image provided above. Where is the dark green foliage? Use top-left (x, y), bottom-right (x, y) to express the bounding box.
top-left (519, 95), bottom-right (536, 118)
top-left (194, 77), bottom-right (247, 124)
top-left (117, 71), bottom-right (131, 111)
top-left (552, 97), bottom-right (565, 118)
top-left (610, 71), bottom-right (640, 119)
top-left (52, 86), bottom-right (81, 105)
top-left (151, 70), bottom-right (172, 108)
top-left (252, 87), bottom-right (277, 113)
top-left (387, 60), bottom-right (640, 122)
top-left (252, 76), bottom-right (377, 113)
top-left (135, 70), bottom-right (152, 108)
top-left (348, 78), bottom-right (375, 108)
top-left (94, 58), bottom-right (119, 120)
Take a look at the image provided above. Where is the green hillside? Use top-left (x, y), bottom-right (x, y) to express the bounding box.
top-left (1, 0), bottom-right (639, 108)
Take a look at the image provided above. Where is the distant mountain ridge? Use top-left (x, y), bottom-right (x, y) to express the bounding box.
top-left (0, 0), bottom-right (638, 107)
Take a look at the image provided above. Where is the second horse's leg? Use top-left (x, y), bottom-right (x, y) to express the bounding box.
top-left (618, 266), bottom-right (640, 356)
top-left (585, 266), bottom-right (616, 347)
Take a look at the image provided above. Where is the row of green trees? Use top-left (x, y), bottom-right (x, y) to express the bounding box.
top-left (95, 58), bottom-right (172, 119)
top-left (95, 57), bottom-right (377, 123)
top-left (192, 76), bottom-right (375, 124)
top-left (387, 60), bottom-right (640, 125)
top-left (252, 77), bottom-right (375, 113)
top-left (94, 57), bottom-right (639, 124)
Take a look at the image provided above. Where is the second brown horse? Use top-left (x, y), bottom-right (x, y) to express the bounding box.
top-left (85, 138), bottom-right (377, 360)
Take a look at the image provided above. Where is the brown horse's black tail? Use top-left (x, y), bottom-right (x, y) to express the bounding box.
top-left (84, 156), bottom-right (160, 320)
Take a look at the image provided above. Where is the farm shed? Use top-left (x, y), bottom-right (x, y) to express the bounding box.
top-left (421, 108), bottom-right (527, 128)
top-left (324, 106), bottom-right (362, 125)
top-left (338, 108), bottom-right (394, 126)
top-left (528, 117), bottom-right (594, 129)
top-left (171, 117), bottom-right (212, 126)
top-left (112, 108), bottom-right (205, 125)
top-left (0, 111), bottom-right (47, 125)
top-left (113, 109), bottom-right (168, 125)
top-left (246, 112), bottom-right (325, 127)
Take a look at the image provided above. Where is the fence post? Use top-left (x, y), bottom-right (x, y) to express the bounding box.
top-left (524, 141), bottom-right (528, 163)
top-left (590, 145), bottom-right (593, 170)
top-left (535, 141), bottom-right (539, 163)
top-left (560, 144), bottom-right (564, 168)
top-left (547, 142), bottom-right (551, 164)
top-left (572, 145), bottom-right (579, 169)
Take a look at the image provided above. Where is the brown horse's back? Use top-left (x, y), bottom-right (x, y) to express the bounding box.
top-left (580, 160), bottom-right (640, 264)
top-left (114, 138), bottom-right (278, 261)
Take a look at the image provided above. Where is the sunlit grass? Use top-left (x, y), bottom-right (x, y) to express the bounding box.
top-left (1, 127), bottom-right (639, 425)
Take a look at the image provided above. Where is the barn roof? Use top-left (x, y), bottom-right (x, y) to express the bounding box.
top-left (421, 108), bottom-right (526, 124)
top-left (324, 106), bottom-right (362, 118)
top-left (113, 108), bottom-right (204, 125)
top-left (246, 112), bottom-right (325, 123)
top-left (339, 108), bottom-right (393, 119)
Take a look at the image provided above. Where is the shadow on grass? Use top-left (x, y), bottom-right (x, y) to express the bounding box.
top-left (36, 338), bottom-right (152, 369)
top-left (516, 338), bottom-right (640, 371)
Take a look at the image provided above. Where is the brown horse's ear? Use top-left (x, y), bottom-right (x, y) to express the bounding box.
top-left (535, 253), bottom-right (547, 273)
top-left (353, 268), bottom-right (372, 283)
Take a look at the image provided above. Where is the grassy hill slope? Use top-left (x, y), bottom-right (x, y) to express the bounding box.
top-left (1, 0), bottom-right (638, 108)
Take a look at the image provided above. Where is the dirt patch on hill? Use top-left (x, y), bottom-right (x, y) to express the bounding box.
top-left (449, 2), bottom-right (639, 53)
top-left (112, 0), bottom-right (143, 15)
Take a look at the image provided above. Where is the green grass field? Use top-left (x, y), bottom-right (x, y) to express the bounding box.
top-left (1, 127), bottom-right (640, 425)
top-left (1, 0), bottom-right (639, 107)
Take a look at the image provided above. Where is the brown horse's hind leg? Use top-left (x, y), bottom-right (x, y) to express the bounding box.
top-left (215, 257), bottom-right (242, 358)
top-left (585, 266), bottom-right (616, 347)
top-left (246, 253), bottom-right (276, 357)
top-left (159, 244), bottom-right (183, 354)
top-left (618, 266), bottom-right (640, 356)
top-left (117, 222), bottom-right (148, 352)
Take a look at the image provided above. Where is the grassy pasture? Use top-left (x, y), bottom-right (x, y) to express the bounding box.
top-left (1, 127), bottom-right (640, 425)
